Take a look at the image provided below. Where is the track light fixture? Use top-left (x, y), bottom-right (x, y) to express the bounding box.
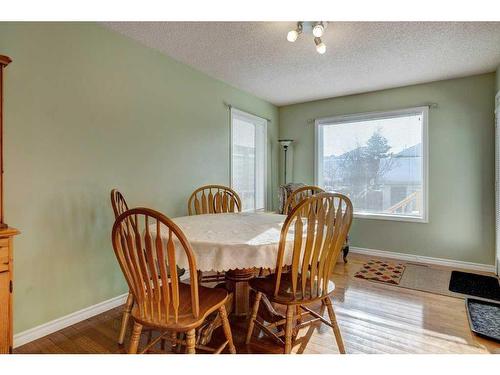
top-left (287, 21), bottom-right (328, 54)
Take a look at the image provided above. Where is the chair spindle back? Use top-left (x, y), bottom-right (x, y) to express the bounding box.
top-left (112, 208), bottom-right (200, 324)
top-left (111, 189), bottom-right (129, 219)
top-left (188, 185), bottom-right (242, 215)
top-left (284, 185), bottom-right (325, 215)
top-left (275, 193), bottom-right (353, 301)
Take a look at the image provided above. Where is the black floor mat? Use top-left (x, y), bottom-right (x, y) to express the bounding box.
top-left (466, 299), bottom-right (500, 342)
top-left (449, 271), bottom-right (500, 301)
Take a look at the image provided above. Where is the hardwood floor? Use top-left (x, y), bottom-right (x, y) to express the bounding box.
top-left (15, 254), bottom-right (500, 354)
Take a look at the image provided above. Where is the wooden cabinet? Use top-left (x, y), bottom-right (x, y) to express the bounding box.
top-left (0, 228), bottom-right (19, 354)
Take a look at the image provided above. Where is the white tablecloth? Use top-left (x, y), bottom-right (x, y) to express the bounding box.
top-left (151, 212), bottom-right (296, 272)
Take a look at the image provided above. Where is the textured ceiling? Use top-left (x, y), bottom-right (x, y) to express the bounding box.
top-left (102, 22), bottom-right (500, 106)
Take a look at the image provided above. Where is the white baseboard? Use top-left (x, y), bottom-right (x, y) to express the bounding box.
top-left (350, 246), bottom-right (496, 273)
top-left (14, 292), bottom-right (129, 348)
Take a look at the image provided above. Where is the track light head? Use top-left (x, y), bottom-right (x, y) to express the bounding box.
top-left (312, 22), bottom-right (325, 38)
top-left (314, 37), bottom-right (326, 54)
top-left (287, 30), bottom-right (299, 42)
top-left (287, 22), bottom-right (302, 42)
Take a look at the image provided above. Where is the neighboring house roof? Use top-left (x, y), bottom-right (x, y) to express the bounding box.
top-left (395, 143), bottom-right (422, 158)
top-left (381, 158), bottom-right (421, 184)
top-left (381, 143), bottom-right (422, 184)
top-left (324, 143), bottom-right (422, 185)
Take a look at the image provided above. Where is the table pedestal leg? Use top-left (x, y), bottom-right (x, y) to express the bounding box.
top-left (225, 269), bottom-right (285, 324)
top-left (196, 269), bottom-right (285, 348)
top-left (225, 269), bottom-right (255, 317)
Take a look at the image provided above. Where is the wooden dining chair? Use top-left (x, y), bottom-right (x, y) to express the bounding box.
top-left (110, 189), bottom-right (135, 345)
top-left (112, 189), bottom-right (188, 347)
top-left (245, 192), bottom-right (353, 354)
top-left (284, 186), bottom-right (351, 263)
top-left (187, 185), bottom-right (242, 284)
top-left (188, 184), bottom-right (242, 216)
top-left (112, 207), bottom-right (236, 354)
top-left (283, 185), bottom-right (325, 215)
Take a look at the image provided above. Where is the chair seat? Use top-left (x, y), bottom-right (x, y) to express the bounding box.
top-left (131, 282), bottom-right (228, 331)
top-left (249, 272), bottom-right (336, 305)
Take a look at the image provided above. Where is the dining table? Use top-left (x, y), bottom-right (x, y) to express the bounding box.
top-left (150, 211), bottom-right (298, 346)
top-left (168, 211), bottom-right (298, 316)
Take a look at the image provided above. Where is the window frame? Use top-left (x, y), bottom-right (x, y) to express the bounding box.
top-left (230, 108), bottom-right (268, 211)
top-left (314, 106), bottom-right (429, 223)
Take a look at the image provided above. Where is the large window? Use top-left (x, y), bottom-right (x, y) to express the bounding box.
top-left (231, 108), bottom-right (267, 211)
top-left (315, 107), bottom-right (428, 222)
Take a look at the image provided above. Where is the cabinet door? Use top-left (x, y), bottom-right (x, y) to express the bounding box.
top-left (0, 269), bottom-right (11, 353)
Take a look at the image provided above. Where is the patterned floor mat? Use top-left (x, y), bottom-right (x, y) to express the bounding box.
top-left (354, 259), bottom-right (406, 285)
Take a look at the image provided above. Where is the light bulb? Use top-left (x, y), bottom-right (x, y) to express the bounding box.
top-left (316, 43), bottom-right (326, 54)
top-left (313, 22), bottom-right (324, 38)
top-left (287, 29), bottom-right (299, 42)
top-left (314, 37), bottom-right (326, 54)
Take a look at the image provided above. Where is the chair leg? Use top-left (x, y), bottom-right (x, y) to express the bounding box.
top-left (170, 331), bottom-right (177, 352)
top-left (186, 329), bottom-right (196, 354)
top-left (295, 305), bottom-right (302, 324)
top-left (128, 321), bottom-right (143, 354)
top-left (296, 303), bottom-right (326, 354)
top-left (219, 305), bottom-right (236, 353)
top-left (284, 305), bottom-right (294, 354)
top-left (317, 301), bottom-right (326, 334)
top-left (176, 332), bottom-right (185, 353)
top-left (118, 292), bottom-right (134, 345)
top-left (343, 245), bottom-right (349, 263)
top-left (323, 298), bottom-right (346, 354)
top-left (147, 330), bottom-right (153, 347)
top-left (245, 291), bottom-right (262, 344)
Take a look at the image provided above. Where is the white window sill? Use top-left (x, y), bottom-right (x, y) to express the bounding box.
top-left (354, 212), bottom-right (428, 223)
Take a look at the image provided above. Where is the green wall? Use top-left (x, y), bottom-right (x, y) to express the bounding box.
top-left (0, 22), bottom-right (279, 333)
top-left (279, 73), bottom-right (496, 265)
